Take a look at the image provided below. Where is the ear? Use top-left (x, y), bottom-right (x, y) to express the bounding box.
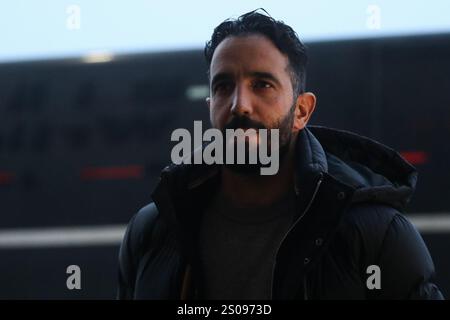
top-left (293, 92), bottom-right (316, 131)
top-left (205, 97), bottom-right (211, 109)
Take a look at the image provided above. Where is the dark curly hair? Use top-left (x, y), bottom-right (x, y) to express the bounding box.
top-left (204, 8), bottom-right (308, 96)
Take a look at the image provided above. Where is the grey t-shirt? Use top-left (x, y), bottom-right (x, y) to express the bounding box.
top-left (199, 188), bottom-right (297, 300)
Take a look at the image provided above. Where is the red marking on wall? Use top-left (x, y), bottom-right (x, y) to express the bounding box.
top-left (81, 165), bottom-right (144, 181)
top-left (0, 171), bottom-right (15, 185)
top-left (400, 151), bottom-right (429, 165)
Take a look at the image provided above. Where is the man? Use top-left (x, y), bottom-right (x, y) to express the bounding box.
top-left (117, 9), bottom-right (443, 300)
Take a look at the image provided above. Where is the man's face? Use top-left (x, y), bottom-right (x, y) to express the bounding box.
top-left (208, 34), bottom-right (298, 171)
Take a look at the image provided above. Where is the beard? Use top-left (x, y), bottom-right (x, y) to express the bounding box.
top-left (219, 102), bottom-right (296, 176)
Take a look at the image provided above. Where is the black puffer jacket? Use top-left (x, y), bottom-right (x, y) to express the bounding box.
top-left (117, 125), bottom-right (444, 300)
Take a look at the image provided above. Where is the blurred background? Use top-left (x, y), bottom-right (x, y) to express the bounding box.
top-left (0, 0), bottom-right (449, 299)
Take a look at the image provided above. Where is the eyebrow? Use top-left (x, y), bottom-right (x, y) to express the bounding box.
top-left (211, 71), bottom-right (282, 88)
top-left (248, 71), bottom-right (282, 87)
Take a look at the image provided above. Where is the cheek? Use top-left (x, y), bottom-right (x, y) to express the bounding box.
top-left (267, 106), bottom-right (294, 130)
top-left (262, 108), bottom-right (287, 129)
top-left (209, 103), bottom-right (229, 129)
top-left (258, 96), bottom-right (287, 119)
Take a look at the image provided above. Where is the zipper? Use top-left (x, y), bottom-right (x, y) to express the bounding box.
top-left (270, 173), bottom-right (323, 299)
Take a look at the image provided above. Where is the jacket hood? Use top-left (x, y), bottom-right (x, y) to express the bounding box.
top-left (306, 125), bottom-right (417, 211)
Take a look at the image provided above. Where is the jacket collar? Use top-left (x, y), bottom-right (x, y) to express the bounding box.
top-left (151, 126), bottom-right (334, 225)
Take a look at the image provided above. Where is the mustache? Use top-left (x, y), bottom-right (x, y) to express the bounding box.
top-left (223, 116), bottom-right (267, 131)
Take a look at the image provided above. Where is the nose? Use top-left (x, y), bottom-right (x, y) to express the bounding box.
top-left (230, 84), bottom-right (252, 117)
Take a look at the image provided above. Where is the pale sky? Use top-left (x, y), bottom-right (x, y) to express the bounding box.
top-left (1, 0), bottom-right (449, 62)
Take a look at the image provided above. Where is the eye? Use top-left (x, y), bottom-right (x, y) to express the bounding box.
top-left (253, 80), bottom-right (273, 89)
top-left (213, 82), bottom-right (233, 94)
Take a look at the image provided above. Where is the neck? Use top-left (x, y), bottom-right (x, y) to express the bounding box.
top-left (220, 136), bottom-right (297, 207)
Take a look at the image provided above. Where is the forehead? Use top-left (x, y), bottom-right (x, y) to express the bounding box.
top-left (210, 34), bottom-right (290, 79)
